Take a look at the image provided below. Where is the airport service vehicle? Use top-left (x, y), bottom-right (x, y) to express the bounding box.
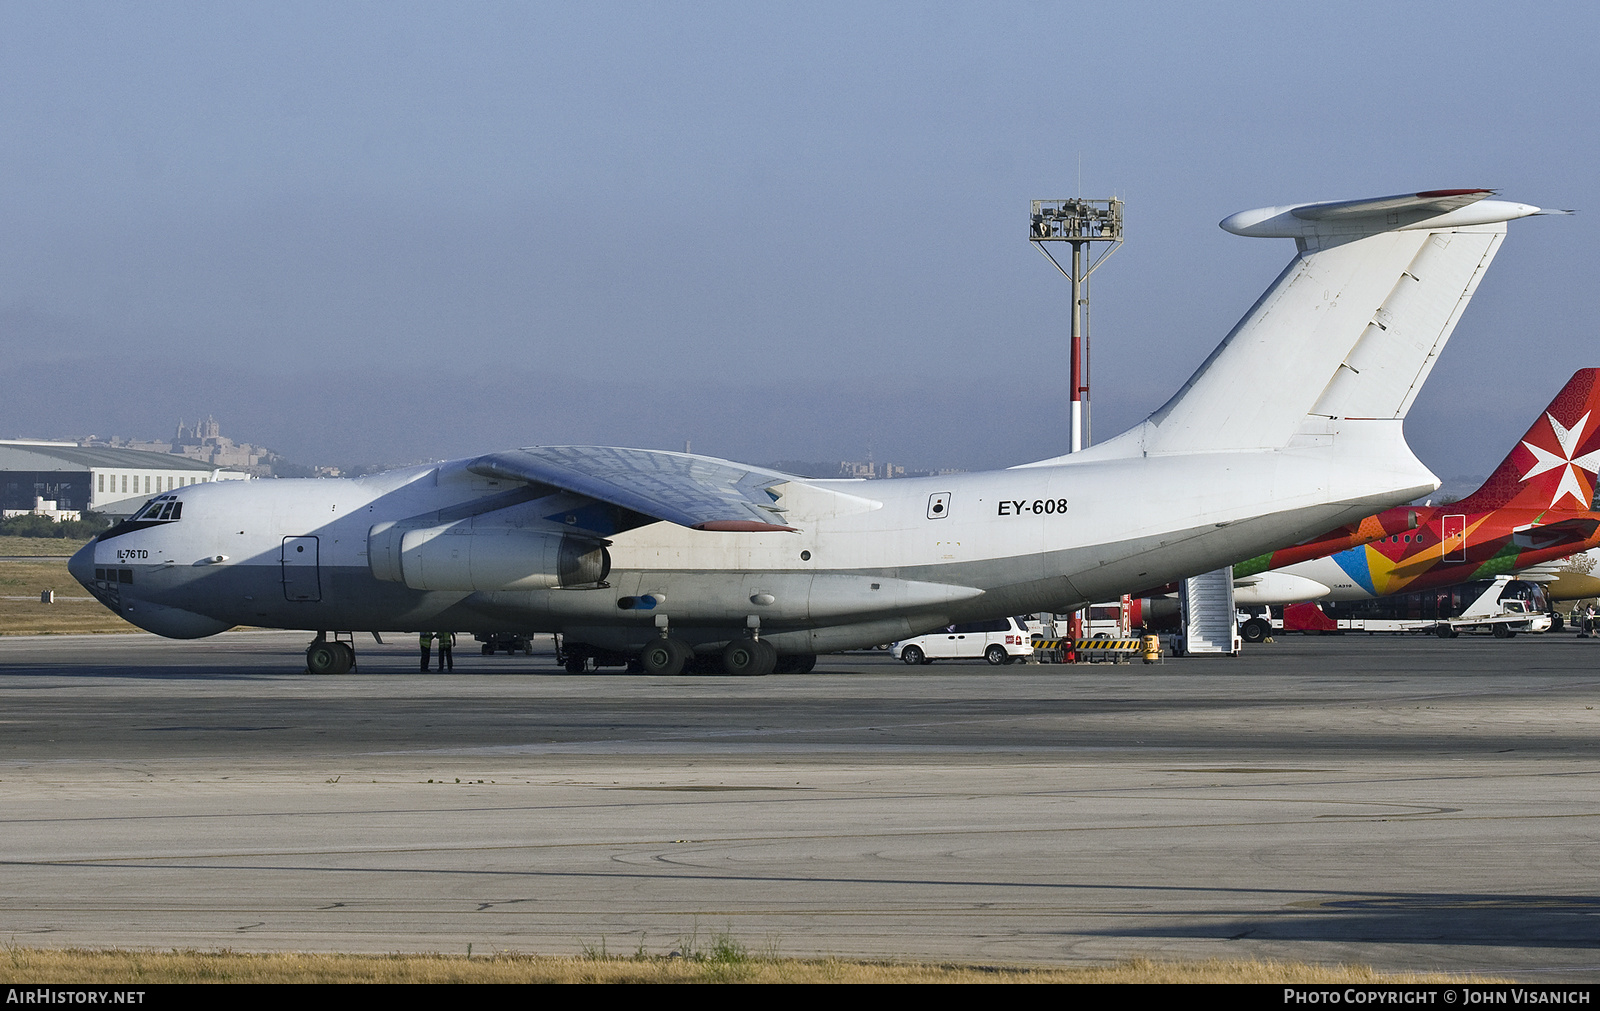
top-left (1230, 368), bottom-right (1600, 625)
top-left (71, 189), bottom-right (1554, 676)
top-left (1277, 575), bottom-right (1551, 637)
top-left (891, 616), bottom-right (1035, 665)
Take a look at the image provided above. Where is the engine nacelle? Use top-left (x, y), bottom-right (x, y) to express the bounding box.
top-left (1232, 571), bottom-right (1332, 606)
top-left (369, 521), bottom-right (610, 591)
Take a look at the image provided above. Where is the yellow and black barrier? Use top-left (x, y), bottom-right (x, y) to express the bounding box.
top-left (1032, 638), bottom-right (1141, 651)
top-left (1033, 635), bottom-right (1163, 664)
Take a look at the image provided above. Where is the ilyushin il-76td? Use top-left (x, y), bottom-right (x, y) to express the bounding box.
top-left (71, 189), bottom-right (1557, 675)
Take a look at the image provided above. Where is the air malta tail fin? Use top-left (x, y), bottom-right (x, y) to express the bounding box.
top-left (1453, 369), bottom-right (1600, 512)
top-left (1024, 190), bottom-right (1549, 468)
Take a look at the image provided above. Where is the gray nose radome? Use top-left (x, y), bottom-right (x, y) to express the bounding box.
top-left (68, 540), bottom-right (95, 590)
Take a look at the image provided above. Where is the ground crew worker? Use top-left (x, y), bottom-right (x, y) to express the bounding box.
top-left (419, 631), bottom-right (434, 671)
top-left (436, 631), bottom-right (455, 671)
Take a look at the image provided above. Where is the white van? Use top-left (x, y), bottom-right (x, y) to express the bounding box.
top-left (891, 617), bottom-right (1036, 665)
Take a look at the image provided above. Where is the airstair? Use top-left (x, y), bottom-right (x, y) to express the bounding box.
top-left (1179, 566), bottom-right (1242, 655)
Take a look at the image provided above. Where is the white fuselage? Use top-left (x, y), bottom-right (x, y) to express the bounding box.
top-left (73, 420), bottom-right (1436, 655)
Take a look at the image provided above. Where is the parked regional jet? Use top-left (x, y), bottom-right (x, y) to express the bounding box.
top-left (70, 189), bottom-right (1553, 675)
top-left (1230, 368), bottom-right (1600, 627)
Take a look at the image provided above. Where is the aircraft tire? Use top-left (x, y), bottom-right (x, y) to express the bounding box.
top-left (640, 637), bottom-right (690, 676)
top-left (722, 638), bottom-right (776, 676)
top-left (306, 641), bottom-right (349, 675)
top-left (900, 645), bottom-right (924, 666)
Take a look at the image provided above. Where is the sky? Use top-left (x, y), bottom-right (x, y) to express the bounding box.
top-left (1, 1), bottom-right (1596, 481)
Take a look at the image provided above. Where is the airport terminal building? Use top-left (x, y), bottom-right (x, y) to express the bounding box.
top-left (0, 441), bottom-right (248, 519)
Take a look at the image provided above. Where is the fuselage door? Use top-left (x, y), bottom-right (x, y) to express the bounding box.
top-left (1441, 515), bottom-right (1467, 563)
top-left (281, 536), bottom-right (322, 602)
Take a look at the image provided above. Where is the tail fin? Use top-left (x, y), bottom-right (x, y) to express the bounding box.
top-left (1036, 190), bottom-right (1545, 465)
top-left (1453, 369), bottom-right (1600, 512)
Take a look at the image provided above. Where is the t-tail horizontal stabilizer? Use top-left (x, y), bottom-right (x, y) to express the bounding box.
top-left (1219, 189), bottom-right (1542, 248)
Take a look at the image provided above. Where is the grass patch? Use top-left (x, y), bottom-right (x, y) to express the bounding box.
top-left (0, 558), bottom-right (137, 635)
top-left (0, 947), bottom-right (1509, 984)
top-left (0, 535), bottom-right (89, 557)
top-left (582, 928), bottom-right (766, 981)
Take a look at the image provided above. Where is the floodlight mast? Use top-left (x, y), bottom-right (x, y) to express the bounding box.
top-left (1030, 198), bottom-right (1123, 452)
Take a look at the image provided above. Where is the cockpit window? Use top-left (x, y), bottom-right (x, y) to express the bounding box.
top-left (131, 494), bottom-right (183, 522)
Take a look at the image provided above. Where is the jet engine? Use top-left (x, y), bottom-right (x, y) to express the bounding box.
top-left (368, 520), bottom-right (610, 591)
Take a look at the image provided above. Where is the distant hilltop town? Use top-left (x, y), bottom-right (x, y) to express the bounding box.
top-left (78, 417), bottom-right (338, 478)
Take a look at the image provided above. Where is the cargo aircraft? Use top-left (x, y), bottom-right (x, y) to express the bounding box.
top-left (1225, 368), bottom-right (1600, 638)
top-left (70, 189), bottom-right (1553, 675)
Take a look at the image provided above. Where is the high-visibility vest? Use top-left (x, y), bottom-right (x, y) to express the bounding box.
top-left (420, 632), bottom-right (434, 647)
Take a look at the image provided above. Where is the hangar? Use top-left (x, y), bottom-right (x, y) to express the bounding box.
top-left (0, 441), bottom-right (247, 519)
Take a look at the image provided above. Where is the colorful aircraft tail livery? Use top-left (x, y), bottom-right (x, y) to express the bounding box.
top-left (1454, 368), bottom-right (1600, 513)
top-left (70, 189), bottom-right (1552, 675)
top-left (1234, 369), bottom-right (1600, 604)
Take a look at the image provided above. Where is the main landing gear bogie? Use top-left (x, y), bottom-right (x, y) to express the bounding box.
top-left (640, 637), bottom-right (694, 675)
top-left (561, 636), bottom-right (811, 677)
top-left (719, 637), bottom-right (778, 677)
top-left (622, 634), bottom-right (783, 676)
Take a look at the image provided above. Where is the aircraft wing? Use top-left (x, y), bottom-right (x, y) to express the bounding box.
top-left (467, 446), bottom-right (801, 532)
top-left (1511, 517), bottom-right (1600, 550)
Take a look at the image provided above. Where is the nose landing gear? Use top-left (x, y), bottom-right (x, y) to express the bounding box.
top-left (306, 631), bottom-right (357, 674)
